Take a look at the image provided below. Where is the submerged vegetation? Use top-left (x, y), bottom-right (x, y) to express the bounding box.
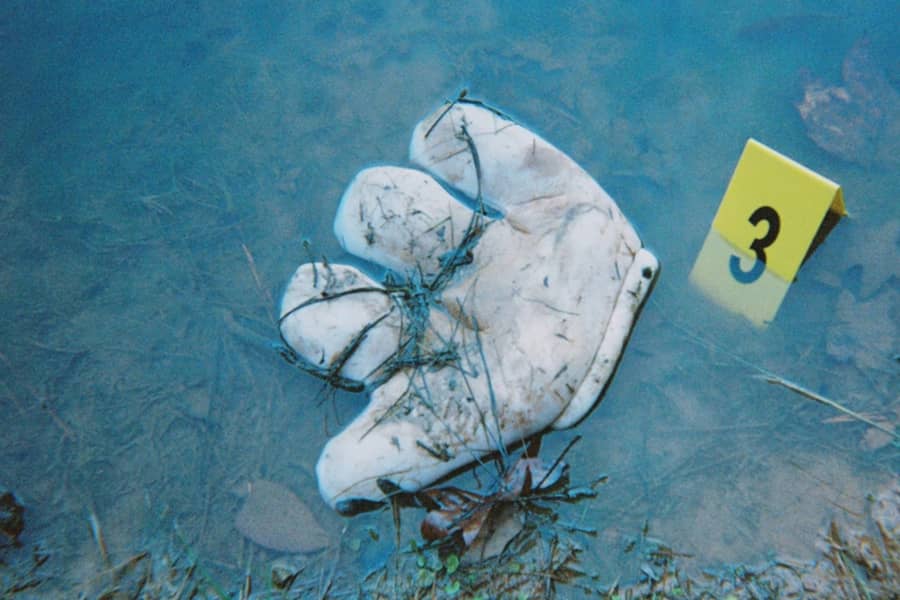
top-left (3, 469), bottom-right (897, 598)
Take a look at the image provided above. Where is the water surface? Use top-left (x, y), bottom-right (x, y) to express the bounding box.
top-left (1, 1), bottom-right (897, 595)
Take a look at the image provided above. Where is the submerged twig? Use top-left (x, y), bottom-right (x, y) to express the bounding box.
top-left (472, 316), bottom-right (506, 462)
top-left (424, 89), bottom-right (469, 139)
top-left (172, 563), bottom-right (196, 600)
top-left (240, 242), bottom-right (274, 322)
top-left (0, 351), bottom-right (76, 441)
top-left (666, 318), bottom-right (898, 443)
top-left (87, 509), bottom-right (110, 568)
top-left (316, 528), bottom-right (343, 600)
top-left (424, 90), bottom-right (511, 139)
top-left (535, 435), bottom-right (581, 491)
top-left (758, 373), bottom-right (898, 441)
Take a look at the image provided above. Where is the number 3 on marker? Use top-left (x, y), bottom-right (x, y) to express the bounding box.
top-left (729, 206), bottom-right (781, 284)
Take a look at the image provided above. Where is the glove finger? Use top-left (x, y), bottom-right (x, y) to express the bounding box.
top-left (315, 317), bottom-right (567, 511)
top-left (334, 166), bottom-right (479, 277)
top-left (316, 365), bottom-right (497, 512)
top-left (279, 262), bottom-right (402, 386)
top-left (410, 102), bottom-right (631, 236)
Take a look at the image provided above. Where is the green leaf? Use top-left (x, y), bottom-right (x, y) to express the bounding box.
top-left (445, 554), bottom-right (459, 575)
top-left (417, 569), bottom-right (434, 587)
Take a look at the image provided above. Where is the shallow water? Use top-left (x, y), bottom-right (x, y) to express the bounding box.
top-left (1, 1), bottom-right (897, 596)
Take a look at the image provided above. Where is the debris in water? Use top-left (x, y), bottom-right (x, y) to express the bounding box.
top-left (418, 451), bottom-right (569, 558)
top-left (796, 38), bottom-right (900, 166)
top-left (828, 288), bottom-right (898, 374)
top-left (0, 489), bottom-right (24, 544)
top-left (234, 480), bottom-right (331, 553)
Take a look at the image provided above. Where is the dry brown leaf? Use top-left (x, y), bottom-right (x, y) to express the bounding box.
top-left (417, 454), bottom-right (567, 553)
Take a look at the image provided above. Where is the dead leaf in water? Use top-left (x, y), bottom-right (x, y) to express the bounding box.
top-left (827, 288), bottom-right (898, 373)
top-left (417, 453), bottom-right (567, 555)
top-left (797, 38), bottom-right (900, 166)
top-left (862, 425), bottom-right (895, 451)
top-left (851, 219), bottom-right (899, 299)
top-left (464, 502), bottom-right (525, 563)
top-left (234, 479), bottom-right (330, 553)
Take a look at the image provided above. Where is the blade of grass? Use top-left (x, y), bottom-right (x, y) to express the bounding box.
top-left (757, 373), bottom-right (898, 441)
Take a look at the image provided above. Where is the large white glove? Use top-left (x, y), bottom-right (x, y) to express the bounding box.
top-left (279, 99), bottom-right (658, 514)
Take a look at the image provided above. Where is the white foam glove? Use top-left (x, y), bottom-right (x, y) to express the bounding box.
top-left (279, 99), bottom-right (658, 514)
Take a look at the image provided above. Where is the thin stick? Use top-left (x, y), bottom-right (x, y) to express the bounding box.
top-left (758, 374), bottom-right (898, 440)
top-left (241, 242), bottom-right (275, 322)
top-left (87, 509), bottom-right (110, 567)
top-left (472, 316), bottom-right (507, 461)
top-left (0, 351), bottom-right (76, 440)
top-left (535, 435), bottom-right (581, 491)
top-left (239, 574), bottom-right (252, 600)
top-left (664, 317), bottom-right (898, 442)
top-left (316, 537), bottom-right (340, 600)
top-left (423, 89), bottom-right (467, 139)
top-left (172, 563), bottom-right (196, 600)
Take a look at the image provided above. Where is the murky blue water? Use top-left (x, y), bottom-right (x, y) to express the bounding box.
top-left (1, 1), bottom-right (897, 596)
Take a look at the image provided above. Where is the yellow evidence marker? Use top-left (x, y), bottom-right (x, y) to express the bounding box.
top-left (690, 138), bottom-right (846, 326)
